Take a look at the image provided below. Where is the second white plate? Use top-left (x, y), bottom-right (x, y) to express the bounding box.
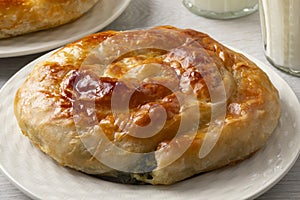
top-left (0, 0), bottom-right (131, 58)
top-left (0, 49), bottom-right (299, 200)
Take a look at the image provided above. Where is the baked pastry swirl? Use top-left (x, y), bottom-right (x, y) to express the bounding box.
top-left (14, 26), bottom-right (280, 185)
top-left (0, 0), bottom-right (99, 39)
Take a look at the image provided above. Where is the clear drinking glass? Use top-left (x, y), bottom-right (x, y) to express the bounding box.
top-left (259, 0), bottom-right (300, 76)
top-left (183, 0), bottom-right (258, 19)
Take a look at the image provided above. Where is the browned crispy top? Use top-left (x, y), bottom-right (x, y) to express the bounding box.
top-left (15, 26), bottom-right (279, 153)
top-left (0, 0), bottom-right (99, 38)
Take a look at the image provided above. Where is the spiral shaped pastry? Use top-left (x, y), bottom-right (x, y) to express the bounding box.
top-left (0, 0), bottom-right (99, 39)
top-left (14, 26), bottom-right (280, 185)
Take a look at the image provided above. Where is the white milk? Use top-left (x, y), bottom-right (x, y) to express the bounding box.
top-left (188, 0), bottom-right (258, 12)
top-left (259, 0), bottom-right (300, 74)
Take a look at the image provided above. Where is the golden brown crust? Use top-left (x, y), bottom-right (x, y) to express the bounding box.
top-left (0, 0), bottom-right (99, 39)
top-left (14, 26), bottom-right (280, 185)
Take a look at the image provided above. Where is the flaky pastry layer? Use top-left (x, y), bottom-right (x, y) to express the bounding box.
top-left (0, 0), bottom-right (98, 38)
top-left (14, 26), bottom-right (280, 185)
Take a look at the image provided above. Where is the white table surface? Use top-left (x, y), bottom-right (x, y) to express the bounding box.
top-left (0, 0), bottom-right (299, 199)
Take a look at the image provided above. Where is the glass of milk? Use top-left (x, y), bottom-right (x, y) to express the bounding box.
top-left (183, 0), bottom-right (258, 19)
top-left (259, 0), bottom-right (300, 76)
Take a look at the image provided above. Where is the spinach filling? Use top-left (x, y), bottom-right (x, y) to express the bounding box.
top-left (94, 153), bottom-right (157, 184)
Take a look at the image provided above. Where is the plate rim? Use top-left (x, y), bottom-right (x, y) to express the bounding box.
top-left (0, 51), bottom-right (56, 200)
top-left (0, 46), bottom-right (299, 200)
top-left (233, 51), bottom-right (300, 200)
top-left (0, 0), bottom-right (131, 58)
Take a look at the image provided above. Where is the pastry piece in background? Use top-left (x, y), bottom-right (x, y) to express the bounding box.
top-left (14, 26), bottom-right (280, 185)
top-left (0, 0), bottom-right (99, 39)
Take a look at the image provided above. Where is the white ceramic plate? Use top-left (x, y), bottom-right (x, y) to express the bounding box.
top-left (0, 0), bottom-right (131, 58)
top-left (0, 49), bottom-right (299, 200)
